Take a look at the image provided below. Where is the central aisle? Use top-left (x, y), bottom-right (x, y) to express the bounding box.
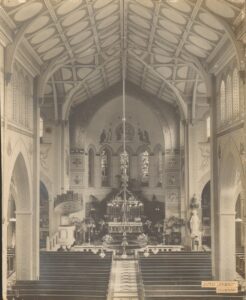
top-left (110, 258), bottom-right (140, 300)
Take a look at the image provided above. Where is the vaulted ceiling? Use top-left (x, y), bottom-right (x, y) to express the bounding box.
top-left (1, 0), bottom-right (245, 118)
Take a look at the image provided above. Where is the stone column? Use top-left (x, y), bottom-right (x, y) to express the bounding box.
top-left (33, 79), bottom-right (40, 279)
top-left (218, 212), bottom-right (236, 280)
top-left (15, 211), bottom-right (33, 280)
top-left (209, 74), bottom-right (220, 279)
top-left (183, 120), bottom-right (190, 247)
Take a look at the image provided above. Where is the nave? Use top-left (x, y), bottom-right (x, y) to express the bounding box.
top-left (1, 0), bottom-right (246, 299)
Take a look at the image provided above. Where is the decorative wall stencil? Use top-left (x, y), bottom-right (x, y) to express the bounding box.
top-left (7, 140), bottom-right (12, 156)
top-left (71, 173), bottom-right (83, 186)
top-left (115, 122), bottom-right (134, 141)
top-left (70, 156), bottom-right (83, 169)
top-left (166, 190), bottom-right (179, 203)
top-left (166, 155), bottom-right (179, 169)
top-left (166, 173), bottom-right (179, 187)
top-left (199, 142), bottom-right (210, 170)
top-left (40, 145), bottom-right (51, 170)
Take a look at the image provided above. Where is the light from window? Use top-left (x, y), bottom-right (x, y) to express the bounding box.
top-left (140, 150), bottom-right (149, 185)
top-left (206, 116), bottom-right (210, 139)
top-left (101, 149), bottom-right (110, 186)
top-left (40, 117), bottom-right (44, 138)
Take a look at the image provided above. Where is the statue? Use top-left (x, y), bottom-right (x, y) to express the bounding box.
top-left (100, 129), bottom-right (107, 144)
top-left (189, 210), bottom-right (201, 251)
top-left (189, 210), bottom-right (200, 237)
top-left (143, 130), bottom-right (150, 144)
top-left (106, 129), bottom-right (112, 142)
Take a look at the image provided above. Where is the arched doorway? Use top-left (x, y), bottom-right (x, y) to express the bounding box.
top-left (40, 181), bottom-right (49, 249)
top-left (8, 153), bottom-right (32, 280)
top-left (201, 181), bottom-right (211, 247)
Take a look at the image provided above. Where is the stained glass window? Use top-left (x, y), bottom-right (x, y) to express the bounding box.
top-left (88, 148), bottom-right (94, 187)
top-left (120, 151), bottom-right (129, 176)
top-left (101, 148), bottom-right (110, 186)
top-left (220, 81), bottom-right (226, 123)
top-left (232, 69), bottom-right (240, 118)
top-left (140, 150), bottom-right (149, 185)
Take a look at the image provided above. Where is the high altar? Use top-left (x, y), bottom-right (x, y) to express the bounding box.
top-left (106, 188), bottom-right (144, 233)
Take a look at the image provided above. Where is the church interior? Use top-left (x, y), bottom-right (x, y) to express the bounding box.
top-left (1, 0), bottom-right (246, 299)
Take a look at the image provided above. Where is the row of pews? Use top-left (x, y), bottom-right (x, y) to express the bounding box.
top-left (8, 251), bottom-right (112, 300)
top-left (139, 251), bottom-right (245, 300)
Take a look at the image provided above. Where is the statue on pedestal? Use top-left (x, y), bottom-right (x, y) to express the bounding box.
top-left (189, 194), bottom-right (201, 251)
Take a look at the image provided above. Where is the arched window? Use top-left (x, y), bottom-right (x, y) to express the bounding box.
top-left (120, 151), bottom-right (130, 177)
top-left (232, 69), bottom-right (240, 118)
top-left (140, 150), bottom-right (149, 186)
top-left (88, 148), bottom-right (95, 187)
top-left (226, 75), bottom-right (232, 121)
top-left (101, 148), bottom-right (111, 187)
top-left (40, 117), bottom-right (44, 138)
top-left (220, 80), bottom-right (226, 123)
